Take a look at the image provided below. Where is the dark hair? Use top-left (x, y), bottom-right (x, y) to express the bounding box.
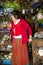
top-left (11, 10), bottom-right (22, 19)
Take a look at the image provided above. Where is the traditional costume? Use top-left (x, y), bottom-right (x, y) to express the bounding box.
top-left (10, 18), bottom-right (32, 65)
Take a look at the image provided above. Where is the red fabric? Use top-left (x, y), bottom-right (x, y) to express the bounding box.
top-left (10, 18), bottom-right (32, 44)
top-left (12, 39), bottom-right (30, 65)
top-left (11, 20), bottom-right (21, 36)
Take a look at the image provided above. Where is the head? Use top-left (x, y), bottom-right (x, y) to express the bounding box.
top-left (10, 10), bottom-right (21, 21)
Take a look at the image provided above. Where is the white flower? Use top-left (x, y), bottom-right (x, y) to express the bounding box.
top-left (37, 13), bottom-right (43, 20)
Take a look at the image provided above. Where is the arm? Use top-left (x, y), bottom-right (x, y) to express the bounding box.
top-left (22, 19), bottom-right (32, 42)
top-left (26, 23), bottom-right (32, 42)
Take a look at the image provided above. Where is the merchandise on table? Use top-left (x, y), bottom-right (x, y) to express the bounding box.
top-left (34, 31), bottom-right (43, 38)
top-left (2, 59), bottom-right (12, 65)
top-left (32, 39), bottom-right (43, 65)
top-left (0, 52), bottom-right (12, 65)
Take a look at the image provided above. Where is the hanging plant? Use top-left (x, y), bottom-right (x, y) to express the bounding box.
top-left (3, 1), bottom-right (20, 11)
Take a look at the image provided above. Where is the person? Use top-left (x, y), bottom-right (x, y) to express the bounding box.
top-left (10, 10), bottom-right (32, 65)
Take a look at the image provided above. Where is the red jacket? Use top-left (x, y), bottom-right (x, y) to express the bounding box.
top-left (10, 18), bottom-right (32, 44)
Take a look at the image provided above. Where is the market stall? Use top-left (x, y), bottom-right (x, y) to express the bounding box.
top-left (32, 31), bottom-right (43, 65)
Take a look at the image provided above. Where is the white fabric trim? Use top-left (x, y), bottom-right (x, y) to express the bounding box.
top-left (14, 19), bottom-right (20, 25)
top-left (13, 35), bottom-right (22, 39)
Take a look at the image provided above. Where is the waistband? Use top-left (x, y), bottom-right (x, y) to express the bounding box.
top-left (13, 35), bottom-right (22, 39)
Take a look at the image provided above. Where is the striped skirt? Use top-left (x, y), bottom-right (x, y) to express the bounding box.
top-left (12, 38), bottom-right (30, 65)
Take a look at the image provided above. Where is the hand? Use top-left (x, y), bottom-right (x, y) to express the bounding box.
top-left (28, 35), bottom-right (32, 42)
top-left (28, 38), bottom-right (32, 42)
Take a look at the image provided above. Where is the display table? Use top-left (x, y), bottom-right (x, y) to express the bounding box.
top-left (32, 38), bottom-right (43, 65)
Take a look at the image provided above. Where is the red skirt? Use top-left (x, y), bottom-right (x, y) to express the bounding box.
top-left (12, 38), bottom-right (30, 65)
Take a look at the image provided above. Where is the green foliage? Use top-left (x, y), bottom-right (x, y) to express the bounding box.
top-left (36, 8), bottom-right (43, 24)
top-left (0, 55), bottom-right (2, 59)
top-left (38, 8), bottom-right (43, 14)
top-left (3, 1), bottom-right (20, 10)
top-left (37, 19), bottom-right (43, 24)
